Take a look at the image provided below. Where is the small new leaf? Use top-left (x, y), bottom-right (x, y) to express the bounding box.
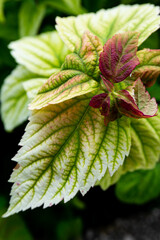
top-left (30, 31), bottom-right (102, 110)
top-left (132, 49), bottom-right (160, 87)
top-left (99, 32), bottom-right (140, 83)
top-left (117, 78), bottom-right (158, 118)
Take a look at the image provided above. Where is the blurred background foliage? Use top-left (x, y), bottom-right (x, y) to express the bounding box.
top-left (0, 0), bottom-right (160, 239)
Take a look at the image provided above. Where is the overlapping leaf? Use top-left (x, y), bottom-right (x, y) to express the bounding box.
top-left (98, 114), bottom-right (160, 190)
top-left (30, 32), bottom-right (102, 110)
top-left (1, 66), bottom-right (47, 131)
top-left (132, 49), bottom-right (160, 87)
top-left (116, 79), bottom-right (158, 118)
top-left (9, 31), bottom-right (70, 77)
top-left (3, 93), bottom-right (131, 217)
top-left (56, 4), bottom-right (160, 51)
top-left (99, 32), bottom-right (139, 83)
top-left (115, 163), bottom-right (160, 204)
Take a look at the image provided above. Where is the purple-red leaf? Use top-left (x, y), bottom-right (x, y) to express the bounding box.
top-left (89, 93), bottom-right (110, 119)
top-left (116, 78), bottom-right (158, 118)
top-left (89, 93), bottom-right (108, 108)
top-left (99, 32), bottom-right (140, 83)
top-left (101, 75), bottom-right (114, 92)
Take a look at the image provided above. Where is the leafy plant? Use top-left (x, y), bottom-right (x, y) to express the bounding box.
top-left (1, 3), bottom-right (160, 217)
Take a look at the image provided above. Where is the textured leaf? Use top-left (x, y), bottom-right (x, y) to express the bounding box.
top-left (56, 4), bottom-right (160, 51)
top-left (133, 78), bottom-right (158, 116)
top-left (99, 32), bottom-right (139, 83)
top-left (30, 32), bottom-right (102, 110)
top-left (117, 79), bottom-right (158, 118)
top-left (115, 163), bottom-right (160, 204)
top-left (3, 94), bottom-right (131, 217)
top-left (123, 117), bottom-right (160, 171)
top-left (98, 114), bottom-right (160, 190)
top-left (1, 66), bottom-right (47, 131)
top-left (19, 0), bottom-right (46, 37)
top-left (9, 31), bottom-right (70, 77)
top-left (23, 79), bottom-right (47, 100)
top-left (132, 49), bottom-right (160, 87)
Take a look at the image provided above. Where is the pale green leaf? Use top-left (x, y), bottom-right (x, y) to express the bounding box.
top-left (30, 31), bottom-right (102, 110)
top-left (56, 4), bottom-right (160, 51)
top-left (1, 66), bottom-right (47, 131)
top-left (23, 78), bottom-right (47, 100)
top-left (19, 0), bottom-right (46, 37)
top-left (115, 162), bottom-right (160, 204)
top-left (123, 117), bottom-right (160, 171)
top-left (3, 94), bottom-right (131, 217)
top-left (9, 31), bottom-right (70, 77)
top-left (98, 114), bottom-right (160, 190)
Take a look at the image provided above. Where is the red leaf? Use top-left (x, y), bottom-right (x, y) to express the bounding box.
top-left (116, 79), bottom-right (158, 118)
top-left (99, 32), bottom-right (140, 83)
top-left (89, 93), bottom-right (108, 108)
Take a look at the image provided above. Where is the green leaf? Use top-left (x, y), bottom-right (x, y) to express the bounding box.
top-left (23, 78), bottom-right (47, 100)
top-left (56, 4), bottom-right (160, 51)
top-left (30, 31), bottom-right (102, 110)
top-left (9, 31), bottom-right (70, 77)
top-left (1, 66), bottom-right (47, 132)
top-left (3, 94), bottom-right (131, 217)
top-left (19, 0), bottom-right (46, 37)
top-left (98, 114), bottom-right (160, 190)
top-left (40, 0), bottom-right (86, 15)
top-left (115, 162), bottom-right (160, 204)
top-left (132, 49), bottom-right (160, 87)
top-left (123, 117), bottom-right (160, 171)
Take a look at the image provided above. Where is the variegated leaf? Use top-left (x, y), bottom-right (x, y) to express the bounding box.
top-left (9, 31), bottom-right (70, 77)
top-left (99, 32), bottom-right (139, 83)
top-left (3, 94), bottom-right (131, 217)
top-left (1, 66), bottom-right (47, 131)
top-left (132, 49), bottom-right (160, 87)
top-left (98, 113), bottom-right (160, 190)
top-left (56, 4), bottom-right (160, 51)
top-left (30, 31), bottom-right (102, 110)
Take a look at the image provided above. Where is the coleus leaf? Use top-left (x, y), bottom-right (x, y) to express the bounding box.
top-left (99, 32), bottom-right (139, 83)
top-left (30, 31), bottom-right (102, 110)
top-left (3, 94), bottom-right (131, 217)
top-left (9, 31), bottom-right (70, 77)
top-left (131, 49), bottom-right (160, 87)
top-left (0, 66), bottom-right (47, 132)
top-left (98, 114), bottom-right (160, 190)
top-left (115, 162), bottom-right (160, 204)
top-left (56, 4), bottom-right (160, 51)
top-left (116, 78), bottom-right (158, 118)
